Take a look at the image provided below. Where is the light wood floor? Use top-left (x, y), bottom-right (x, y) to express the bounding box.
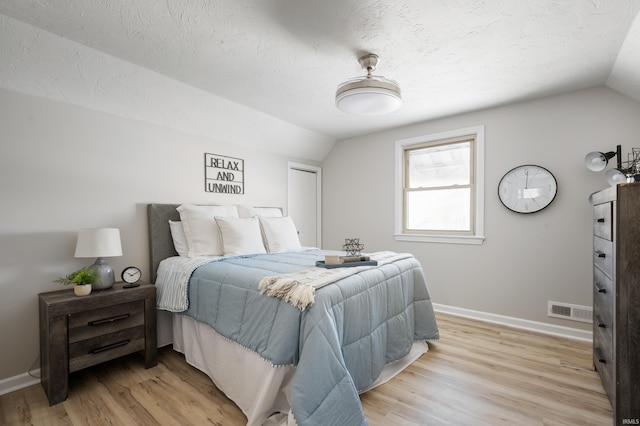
top-left (0, 313), bottom-right (613, 425)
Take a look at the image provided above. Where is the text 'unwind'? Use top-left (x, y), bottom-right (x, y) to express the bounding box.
top-left (204, 153), bottom-right (244, 195)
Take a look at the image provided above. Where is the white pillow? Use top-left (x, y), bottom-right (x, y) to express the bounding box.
top-left (176, 204), bottom-right (239, 257)
top-left (168, 220), bottom-right (189, 256)
top-left (215, 216), bottom-right (267, 256)
top-left (237, 205), bottom-right (283, 218)
top-left (258, 216), bottom-right (302, 253)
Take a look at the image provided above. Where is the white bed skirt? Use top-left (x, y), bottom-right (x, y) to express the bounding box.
top-left (170, 313), bottom-right (428, 426)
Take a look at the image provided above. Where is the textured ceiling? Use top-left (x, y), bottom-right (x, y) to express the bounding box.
top-left (1, 0), bottom-right (640, 143)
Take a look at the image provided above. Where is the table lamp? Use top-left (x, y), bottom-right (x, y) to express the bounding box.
top-left (74, 228), bottom-right (123, 290)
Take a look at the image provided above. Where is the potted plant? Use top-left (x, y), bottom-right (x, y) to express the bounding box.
top-left (55, 267), bottom-right (99, 296)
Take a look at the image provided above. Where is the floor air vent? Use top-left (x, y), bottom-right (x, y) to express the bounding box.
top-left (547, 301), bottom-right (593, 323)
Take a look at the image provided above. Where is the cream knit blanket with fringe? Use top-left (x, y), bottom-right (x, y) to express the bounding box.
top-left (258, 251), bottom-right (412, 310)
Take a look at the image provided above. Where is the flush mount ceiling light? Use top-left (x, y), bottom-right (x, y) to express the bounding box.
top-left (335, 54), bottom-right (402, 115)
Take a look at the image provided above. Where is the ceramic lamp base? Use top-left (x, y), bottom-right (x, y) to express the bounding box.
top-left (88, 257), bottom-right (115, 290)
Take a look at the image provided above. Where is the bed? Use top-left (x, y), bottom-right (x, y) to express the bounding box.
top-left (148, 203), bottom-right (439, 426)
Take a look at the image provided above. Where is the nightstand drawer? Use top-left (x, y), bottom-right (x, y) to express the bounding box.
top-left (593, 202), bottom-right (612, 241)
top-left (68, 300), bottom-right (144, 343)
top-left (593, 236), bottom-right (613, 279)
top-left (69, 325), bottom-right (145, 372)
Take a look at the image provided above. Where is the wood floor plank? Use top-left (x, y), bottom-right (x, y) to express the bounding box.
top-left (0, 313), bottom-right (613, 425)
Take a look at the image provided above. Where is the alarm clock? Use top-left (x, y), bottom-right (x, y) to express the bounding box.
top-left (121, 266), bottom-right (142, 288)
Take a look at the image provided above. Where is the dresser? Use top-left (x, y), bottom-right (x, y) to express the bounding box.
top-left (591, 183), bottom-right (640, 424)
top-left (39, 282), bottom-right (157, 405)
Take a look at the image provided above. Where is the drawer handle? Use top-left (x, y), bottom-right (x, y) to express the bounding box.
top-left (595, 251), bottom-right (606, 258)
top-left (595, 284), bottom-right (607, 294)
top-left (595, 218), bottom-right (605, 223)
top-left (594, 347), bottom-right (607, 364)
top-left (88, 313), bottom-right (130, 326)
top-left (595, 315), bottom-right (607, 329)
top-left (90, 339), bottom-right (130, 354)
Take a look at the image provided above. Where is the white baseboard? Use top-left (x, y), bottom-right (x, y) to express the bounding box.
top-left (433, 303), bottom-right (593, 342)
top-left (0, 369), bottom-right (40, 396)
top-left (0, 305), bottom-right (592, 397)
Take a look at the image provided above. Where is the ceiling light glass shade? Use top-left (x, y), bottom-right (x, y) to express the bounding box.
top-left (335, 76), bottom-right (402, 115)
top-left (604, 168), bottom-right (629, 186)
top-left (584, 150), bottom-right (616, 172)
top-left (336, 54), bottom-right (402, 115)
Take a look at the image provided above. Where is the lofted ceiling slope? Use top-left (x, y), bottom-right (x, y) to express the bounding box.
top-left (1, 1), bottom-right (640, 150)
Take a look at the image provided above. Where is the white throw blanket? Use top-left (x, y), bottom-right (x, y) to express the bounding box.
top-left (259, 251), bottom-right (413, 310)
top-left (155, 256), bottom-right (219, 312)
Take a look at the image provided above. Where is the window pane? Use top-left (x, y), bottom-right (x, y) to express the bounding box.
top-left (408, 142), bottom-right (470, 188)
top-left (406, 188), bottom-right (471, 231)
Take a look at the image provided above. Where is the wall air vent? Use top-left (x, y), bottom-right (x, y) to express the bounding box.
top-left (547, 301), bottom-right (593, 323)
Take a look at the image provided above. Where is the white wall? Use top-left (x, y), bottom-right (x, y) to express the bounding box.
top-left (322, 86), bottom-right (640, 330)
top-left (0, 88), bottom-right (319, 381)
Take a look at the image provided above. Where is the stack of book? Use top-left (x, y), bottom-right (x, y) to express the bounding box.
top-left (339, 255), bottom-right (370, 263)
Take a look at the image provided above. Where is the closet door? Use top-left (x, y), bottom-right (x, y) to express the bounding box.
top-left (288, 163), bottom-right (321, 248)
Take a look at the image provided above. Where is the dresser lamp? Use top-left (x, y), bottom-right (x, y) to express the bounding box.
top-left (584, 145), bottom-right (620, 172)
top-left (74, 228), bottom-right (123, 290)
top-left (584, 144), bottom-right (640, 185)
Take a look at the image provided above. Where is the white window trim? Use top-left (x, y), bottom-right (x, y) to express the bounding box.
top-left (394, 125), bottom-right (486, 245)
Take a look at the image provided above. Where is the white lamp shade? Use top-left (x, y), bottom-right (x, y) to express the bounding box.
top-left (75, 228), bottom-right (123, 258)
top-left (584, 152), bottom-right (607, 172)
top-left (584, 150), bottom-right (617, 172)
top-left (605, 168), bottom-right (629, 186)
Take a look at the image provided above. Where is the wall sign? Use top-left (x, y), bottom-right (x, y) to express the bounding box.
top-left (204, 153), bottom-right (244, 194)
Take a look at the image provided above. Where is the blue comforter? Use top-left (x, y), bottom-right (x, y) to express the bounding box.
top-left (183, 250), bottom-right (439, 425)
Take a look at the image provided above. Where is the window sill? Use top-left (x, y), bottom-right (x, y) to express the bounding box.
top-left (394, 233), bottom-right (485, 245)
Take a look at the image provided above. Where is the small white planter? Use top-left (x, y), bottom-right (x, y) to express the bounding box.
top-left (74, 284), bottom-right (92, 296)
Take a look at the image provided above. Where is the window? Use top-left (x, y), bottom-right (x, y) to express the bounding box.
top-left (395, 126), bottom-right (485, 245)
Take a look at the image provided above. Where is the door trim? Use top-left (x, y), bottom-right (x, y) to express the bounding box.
top-left (287, 162), bottom-right (322, 248)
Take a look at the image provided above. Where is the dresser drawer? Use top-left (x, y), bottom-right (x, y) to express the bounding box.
top-left (68, 300), bottom-right (144, 343)
top-left (593, 266), bottom-right (613, 318)
top-left (69, 325), bottom-right (145, 372)
top-left (593, 324), bottom-right (614, 403)
top-left (593, 293), bottom-right (613, 344)
top-left (593, 236), bottom-right (613, 279)
top-left (593, 290), bottom-right (614, 405)
top-left (593, 202), bottom-right (612, 241)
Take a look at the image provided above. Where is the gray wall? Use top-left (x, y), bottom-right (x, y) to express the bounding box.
top-left (3, 84), bottom-right (639, 385)
top-left (0, 88), bottom-right (318, 380)
top-left (322, 86), bottom-right (640, 328)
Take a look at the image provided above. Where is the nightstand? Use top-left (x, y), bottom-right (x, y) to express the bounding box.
top-left (38, 282), bottom-right (157, 405)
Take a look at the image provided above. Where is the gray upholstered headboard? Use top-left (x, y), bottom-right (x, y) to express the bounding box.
top-left (147, 204), bottom-right (181, 283)
top-left (147, 203), bottom-right (284, 283)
